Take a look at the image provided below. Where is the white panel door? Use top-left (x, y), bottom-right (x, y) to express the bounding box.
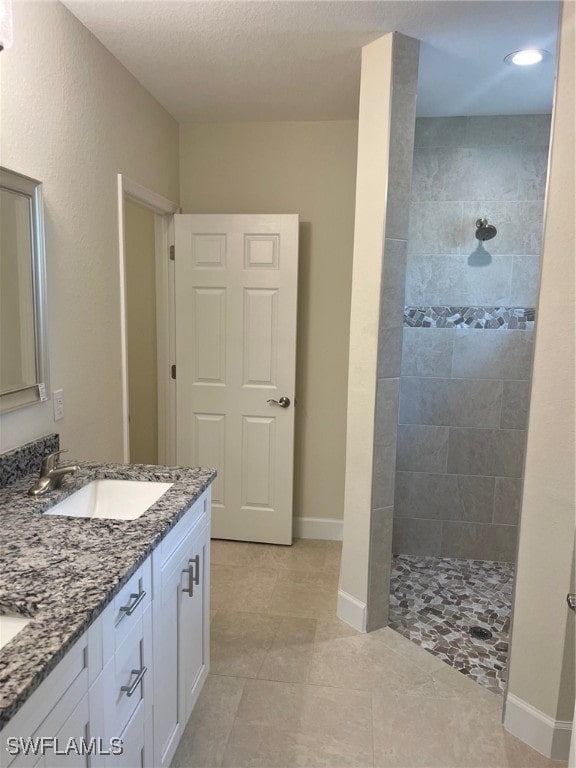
top-left (175, 214), bottom-right (298, 544)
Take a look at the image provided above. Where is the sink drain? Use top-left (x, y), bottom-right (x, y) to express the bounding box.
top-left (469, 626), bottom-right (493, 641)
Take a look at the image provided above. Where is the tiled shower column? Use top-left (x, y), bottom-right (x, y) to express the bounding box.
top-left (368, 36), bottom-right (420, 630)
top-left (339, 33), bottom-right (419, 632)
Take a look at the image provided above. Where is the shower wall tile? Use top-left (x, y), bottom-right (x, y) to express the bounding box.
top-left (408, 201), bottom-right (463, 254)
top-left (401, 327), bottom-right (454, 377)
top-left (384, 34), bottom-right (419, 240)
top-left (501, 380), bottom-right (531, 429)
top-left (412, 147), bottom-right (527, 203)
top-left (411, 147), bottom-right (471, 202)
top-left (441, 521), bottom-right (517, 562)
top-left (452, 329), bottom-right (534, 380)
top-left (373, 445), bottom-right (397, 509)
top-left (386, 94), bottom-right (418, 239)
top-left (396, 424), bottom-right (449, 473)
top-left (464, 114), bottom-right (551, 147)
top-left (392, 517), bottom-right (442, 557)
top-left (446, 427), bottom-right (526, 478)
top-left (515, 147), bottom-right (551, 201)
top-left (405, 252), bottom-right (514, 308)
top-left (414, 117), bottom-right (467, 148)
top-left (377, 326), bottom-right (404, 378)
top-left (379, 239), bottom-right (408, 330)
top-left (366, 506), bottom-right (394, 631)
top-left (394, 471), bottom-right (495, 523)
top-left (391, 32), bottom-right (421, 91)
top-left (493, 477), bottom-right (523, 526)
top-left (399, 377), bottom-right (503, 428)
top-left (412, 146), bottom-right (549, 204)
top-left (510, 254), bottom-right (541, 306)
top-left (374, 379), bottom-right (400, 449)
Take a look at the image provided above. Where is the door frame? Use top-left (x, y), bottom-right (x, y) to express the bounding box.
top-left (117, 174), bottom-right (180, 464)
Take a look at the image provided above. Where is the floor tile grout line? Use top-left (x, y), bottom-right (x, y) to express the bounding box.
top-left (369, 689), bottom-right (376, 768)
top-left (214, 674), bottom-right (249, 768)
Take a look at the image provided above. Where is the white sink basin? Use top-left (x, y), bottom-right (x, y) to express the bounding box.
top-left (0, 613), bottom-right (31, 651)
top-left (44, 479), bottom-right (173, 521)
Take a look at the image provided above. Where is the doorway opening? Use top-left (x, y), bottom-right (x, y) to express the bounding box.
top-left (387, 112), bottom-right (553, 693)
top-left (117, 174), bottom-right (179, 466)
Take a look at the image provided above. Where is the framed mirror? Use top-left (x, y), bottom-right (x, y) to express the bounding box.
top-left (0, 167), bottom-right (49, 413)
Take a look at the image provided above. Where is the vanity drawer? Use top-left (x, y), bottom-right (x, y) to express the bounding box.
top-left (102, 558), bottom-right (151, 662)
top-left (103, 604), bottom-right (152, 742)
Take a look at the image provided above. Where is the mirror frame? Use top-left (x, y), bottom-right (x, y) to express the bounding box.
top-left (0, 167), bottom-right (50, 413)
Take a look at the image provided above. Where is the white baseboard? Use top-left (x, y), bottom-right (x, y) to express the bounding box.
top-left (336, 589), bottom-right (366, 632)
top-left (504, 693), bottom-right (573, 761)
top-left (294, 516), bottom-right (343, 541)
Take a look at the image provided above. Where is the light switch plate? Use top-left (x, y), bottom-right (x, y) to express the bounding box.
top-left (53, 389), bottom-right (64, 421)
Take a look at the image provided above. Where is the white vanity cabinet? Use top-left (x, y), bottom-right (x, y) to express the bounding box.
top-left (0, 488), bottom-right (211, 768)
top-left (152, 491), bottom-right (210, 768)
top-left (0, 629), bottom-right (101, 768)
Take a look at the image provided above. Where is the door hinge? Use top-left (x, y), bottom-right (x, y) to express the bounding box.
top-left (171, 364), bottom-right (176, 380)
top-left (169, 245), bottom-right (175, 261)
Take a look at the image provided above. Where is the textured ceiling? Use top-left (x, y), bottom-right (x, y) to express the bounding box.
top-left (62, 0), bottom-right (560, 122)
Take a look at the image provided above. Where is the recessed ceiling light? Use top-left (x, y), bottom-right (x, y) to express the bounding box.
top-left (504, 49), bottom-right (548, 66)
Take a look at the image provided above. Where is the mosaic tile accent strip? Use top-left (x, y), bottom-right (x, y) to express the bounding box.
top-left (0, 434), bottom-right (59, 488)
top-left (404, 306), bottom-right (535, 330)
top-left (389, 554), bottom-right (515, 694)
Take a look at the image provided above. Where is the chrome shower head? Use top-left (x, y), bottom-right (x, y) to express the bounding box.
top-left (475, 218), bottom-right (497, 242)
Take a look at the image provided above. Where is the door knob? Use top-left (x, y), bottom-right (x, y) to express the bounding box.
top-left (267, 396), bottom-right (291, 408)
top-left (568, 593), bottom-right (576, 612)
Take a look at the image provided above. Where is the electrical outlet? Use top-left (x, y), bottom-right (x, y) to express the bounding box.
top-left (53, 389), bottom-right (64, 421)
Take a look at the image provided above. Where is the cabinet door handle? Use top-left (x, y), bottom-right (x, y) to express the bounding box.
top-left (119, 589), bottom-right (146, 616)
top-left (191, 554), bottom-right (201, 586)
top-left (182, 555), bottom-right (200, 596)
top-left (120, 666), bottom-right (147, 697)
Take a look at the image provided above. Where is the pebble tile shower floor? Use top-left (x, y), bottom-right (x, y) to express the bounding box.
top-left (389, 554), bottom-right (515, 694)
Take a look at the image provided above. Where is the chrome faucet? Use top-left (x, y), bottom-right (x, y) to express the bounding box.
top-left (28, 450), bottom-right (80, 496)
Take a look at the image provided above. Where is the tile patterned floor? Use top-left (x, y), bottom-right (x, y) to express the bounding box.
top-left (389, 554), bottom-right (515, 694)
top-left (171, 539), bottom-right (559, 768)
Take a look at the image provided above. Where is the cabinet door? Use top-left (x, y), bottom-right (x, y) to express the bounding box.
top-left (106, 704), bottom-right (153, 768)
top-left (179, 521), bottom-right (210, 721)
top-left (44, 693), bottom-right (90, 768)
top-left (152, 541), bottom-right (189, 768)
top-left (152, 504), bottom-right (210, 768)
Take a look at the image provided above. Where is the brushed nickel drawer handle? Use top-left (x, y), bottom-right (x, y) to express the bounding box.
top-left (120, 666), bottom-right (147, 697)
top-left (182, 555), bottom-right (200, 596)
top-left (191, 554), bottom-right (200, 586)
top-left (119, 589), bottom-right (146, 616)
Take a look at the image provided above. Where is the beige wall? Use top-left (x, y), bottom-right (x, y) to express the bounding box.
top-left (179, 121), bottom-right (358, 521)
top-left (124, 200), bottom-right (158, 465)
top-left (506, 0), bottom-right (575, 729)
top-left (0, 1), bottom-right (179, 459)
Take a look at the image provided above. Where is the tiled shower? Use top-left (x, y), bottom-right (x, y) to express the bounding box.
top-left (389, 114), bottom-right (551, 692)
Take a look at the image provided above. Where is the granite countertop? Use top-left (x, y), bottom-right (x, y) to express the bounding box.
top-left (0, 461), bottom-right (216, 728)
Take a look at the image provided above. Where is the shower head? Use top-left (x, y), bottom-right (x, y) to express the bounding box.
top-left (475, 218), bottom-right (497, 242)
